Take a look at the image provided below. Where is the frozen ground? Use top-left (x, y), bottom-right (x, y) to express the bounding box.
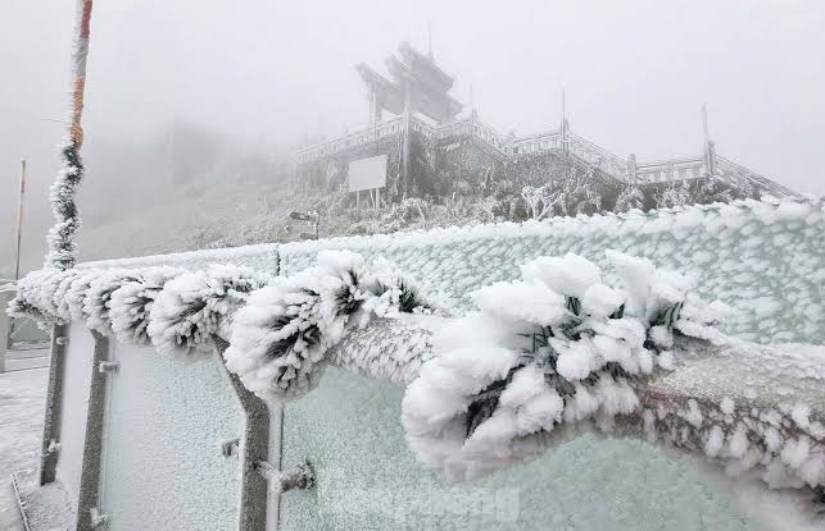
top-left (0, 352), bottom-right (48, 531)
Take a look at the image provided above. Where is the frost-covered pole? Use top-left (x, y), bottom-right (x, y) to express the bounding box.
top-left (14, 159), bottom-right (26, 280)
top-left (45, 0), bottom-right (94, 271)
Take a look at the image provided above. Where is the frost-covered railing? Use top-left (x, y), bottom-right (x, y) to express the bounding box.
top-left (438, 117), bottom-right (511, 155)
top-left (295, 116), bottom-right (407, 164)
top-left (294, 113), bottom-right (789, 190)
top-left (12, 198), bottom-right (825, 528)
top-left (511, 131), bottom-right (562, 155)
top-left (717, 157), bottom-right (798, 197)
top-left (635, 156), bottom-right (706, 183)
top-left (567, 132), bottom-right (628, 178)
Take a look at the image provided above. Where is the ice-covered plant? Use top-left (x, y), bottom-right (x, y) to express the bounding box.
top-left (402, 251), bottom-right (725, 481)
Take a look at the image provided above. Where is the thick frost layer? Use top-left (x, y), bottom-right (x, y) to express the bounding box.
top-left (224, 251), bottom-right (442, 402)
top-left (110, 267), bottom-right (182, 345)
top-left (280, 198), bottom-right (825, 345)
top-left (45, 141), bottom-right (84, 270)
top-left (147, 264), bottom-right (265, 354)
top-left (402, 251), bottom-right (718, 481)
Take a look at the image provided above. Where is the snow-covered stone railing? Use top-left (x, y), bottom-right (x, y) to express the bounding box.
top-left (10, 247), bottom-right (825, 507)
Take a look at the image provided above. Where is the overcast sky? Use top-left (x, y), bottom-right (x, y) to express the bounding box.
top-left (1, 0), bottom-right (824, 272)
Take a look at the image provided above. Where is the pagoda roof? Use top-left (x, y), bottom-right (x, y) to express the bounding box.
top-left (357, 42), bottom-right (462, 123)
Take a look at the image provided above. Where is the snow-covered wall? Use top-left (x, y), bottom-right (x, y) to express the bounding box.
top-left (80, 243), bottom-right (280, 274)
top-left (56, 322), bottom-right (96, 515)
top-left (63, 198), bottom-right (823, 529)
top-left (279, 199), bottom-right (825, 345)
top-left (98, 342), bottom-right (246, 529)
top-left (281, 367), bottom-right (753, 530)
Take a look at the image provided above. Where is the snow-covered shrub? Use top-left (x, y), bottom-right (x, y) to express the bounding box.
top-left (109, 267), bottom-right (183, 345)
top-left (224, 250), bottom-right (439, 402)
top-left (402, 251), bottom-right (722, 481)
top-left (147, 264), bottom-right (266, 355)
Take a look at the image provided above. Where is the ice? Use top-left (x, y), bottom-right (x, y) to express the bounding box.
top-left (471, 281), bottom-right (566, 326)
top-left (721, 397), bottom-right (736, 415)
top-left (706, 425), bottom-right (725, 457)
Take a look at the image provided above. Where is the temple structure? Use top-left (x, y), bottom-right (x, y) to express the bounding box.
top-left (357, 42), bottom-right (463, 125)
top-left (295, 43), bottom-right (796, 208)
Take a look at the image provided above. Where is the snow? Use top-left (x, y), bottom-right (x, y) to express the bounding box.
top-left (706, 425), bottom-right (726, 457)
top-left (79, 242), bottom-right (281, 273)
top-left (279, 198), bottom-right (825, 346)
top-left (224, 251), bottom-right (441, 402)
top-left (0, 365), bottom-right (47, 530)
top-left (7, 197), bottom-right (825, 528)
top-left (721, 396), bottom-right (736, 415)
top-left (147, 264), bottom-right (264, 354)
top-left (401, 252), bottom-right (723, 481)
top-left (470, 281), bottom-right (566, 326)
top-left (97, 337), bottom-right (246, 529)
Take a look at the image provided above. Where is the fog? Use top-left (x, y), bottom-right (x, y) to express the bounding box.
top-left (2, 0), bottom-right (824, 274)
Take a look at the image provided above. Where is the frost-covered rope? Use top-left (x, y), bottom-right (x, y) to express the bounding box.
top-left (148, 264), bottom-right (266, 354)
top-left (8, 251), bottom-right (442, 400)
top-left (8, 248), bottom-right (824, 496)
top-left (401, 251), bottom-right (715, 480)
top-left (223, 251), bottom-right (445, 401)
top-left (391, 252), bottom-right (825, 495)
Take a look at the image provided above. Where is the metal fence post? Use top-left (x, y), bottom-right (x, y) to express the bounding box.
top-left (75, 332), bottom-right (111, 531)
top-left (39, 323), bottom-right (68, 485)
top-left (215, 337), bottom-right (271, 531)
top-left (0, 288), bottom-right (12, 373)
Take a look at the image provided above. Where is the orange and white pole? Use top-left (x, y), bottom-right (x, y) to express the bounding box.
top-left (70, 0), bottom-right (93, 149)
top-left (45, 0), bottom-right (94, 270)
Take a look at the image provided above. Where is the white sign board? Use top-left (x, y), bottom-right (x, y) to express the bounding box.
top-left (348, 155), bottom-right (387, 192)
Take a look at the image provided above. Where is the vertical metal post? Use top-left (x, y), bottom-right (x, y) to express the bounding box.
top-left (427, 20), bottom-right (433, 58)
top-left (14, 159), bottom-right (26, 281)
top-left (0, 289), bottom-right (13, 373)
top-left (39, 324), bottom-right (68, 485)
top-left (561, 88), bottom-right (569, 154)
top-left (702, 104), bottom-right (716, 176)
top-left (402, 81), bottom-right (412, 197)
top-left (75, 332), bottom-right (111, 531)
top-left (215, 338), bottom-right (271, 531)
top-left (627, 153), bottom-right (638, 183)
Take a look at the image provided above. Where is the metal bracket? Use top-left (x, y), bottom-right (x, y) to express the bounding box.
top-left (89, 507), bottom-right (109, 528)
top-left (98, 360), bottom-right (120, 374)
top-left (221, 438), bottom-right (240, 458)
top-left (255, 459), bottom-right (315, 493)
top-left (47, 439), bottom-right (61, 454)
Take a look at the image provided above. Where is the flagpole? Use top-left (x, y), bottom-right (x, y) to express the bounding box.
top-left (14, 159), bottom-right (26, 280)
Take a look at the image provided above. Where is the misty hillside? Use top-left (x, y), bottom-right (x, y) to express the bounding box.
top-left (76, 140), bottom-right (763, 262)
